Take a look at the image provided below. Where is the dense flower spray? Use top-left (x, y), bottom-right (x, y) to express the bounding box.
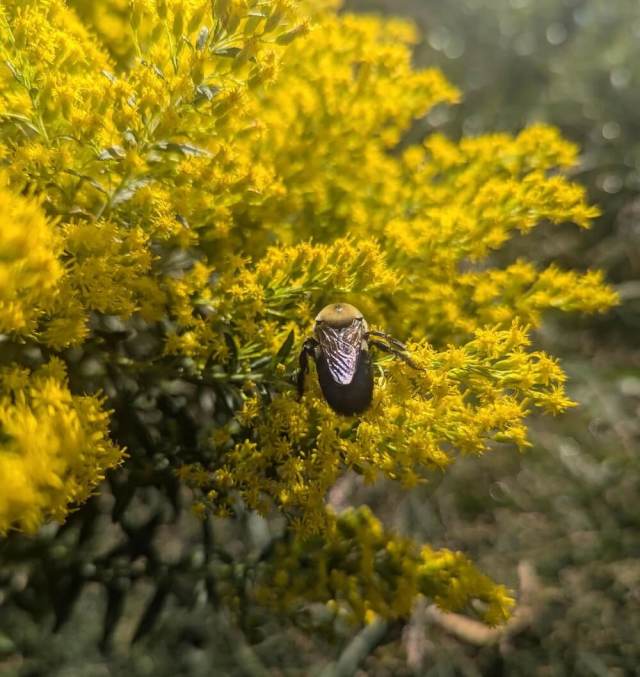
top-left (0, 0), bottom-right (616, 627)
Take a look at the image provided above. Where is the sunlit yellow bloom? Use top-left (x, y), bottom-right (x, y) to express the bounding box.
top-left (0, 360), bottom-right (124, 534)
top-left (0, 178), bottom-right (62, 335)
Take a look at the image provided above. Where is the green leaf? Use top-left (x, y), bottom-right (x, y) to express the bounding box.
top-left (194, 84), bottom-right (220, 103)
top-left (196, 26), bottom-right (209, 50)
top-left (212, 47), bottom-right (242, 58)
top-left (275, 330), bottom-right (295, 363)
top-left (101, 69), bottom-right (117, 83)
top-left (250, 355), bottom-right (272, 370)
top-left (276, 26), bottom-right (305, 45)
top-left (224, 332), bottom-right (239, 372)
top-left (122, 130), bottom-right (137, 147)
top-left (218, 383), bottom-right (240, 413)
top-left (111, 178), bottom-right (151, 206)
top-left (244, 13), bottom-right (265, 35)
top-left (153, 141), bottom-right (212, 157)
top-left (0, 112), bottom-right (40, 137)
top-left (97, 145), bottom-right (125, 160)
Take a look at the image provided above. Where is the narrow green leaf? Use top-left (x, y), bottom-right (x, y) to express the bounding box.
top-left (212, 47), bottom-right (242, 58)
top-left (101, 69), bottom-right (117, 83)
top-left (250, 355), bottom-right (272, 370)
top-left (194, 84), bottom-right (220, 103)
top-left (97, 145), bottom-right (125, 160)
top-left (153, 141), bottom-right (212, 157)
top-left (224, 332), bottom-right (238, 372)
top-left (196, 26), bottom-right (209, 50)
top-left (275, 330), bottom-right (295, 362)
top-left (276, 26), bottom-right (305, 45)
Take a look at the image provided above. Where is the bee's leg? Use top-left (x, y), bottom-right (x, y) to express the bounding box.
top-left (297, 338), bottom-right (318, 399)
top-left (369, 339), bottom-right (421, 370)
top-left (366, 330), bottom-right (408, 351)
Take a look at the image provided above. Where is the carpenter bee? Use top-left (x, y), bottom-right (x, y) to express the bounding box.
top-left (297, 303), bottom-right (419, 415)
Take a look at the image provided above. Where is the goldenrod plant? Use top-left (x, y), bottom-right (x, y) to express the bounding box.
top-left (0, 0), bottom-right (617, 665)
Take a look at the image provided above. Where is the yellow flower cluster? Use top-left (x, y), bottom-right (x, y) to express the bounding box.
top-left (70, 0), bottom-right (140, 65)
top-left (0, 0), bottom-right (615, 351)
top-left (0, 0), bottom-right (303, 346)
top-left (0, 178), bottom-right (62, 335)
top-left (0, 360), bottom-right (122, 534)
top-left (182, 320), bottom-right (573, 531)
top-left (0, 0), bottom-right (619, 628)
top-left (254, 507), bottom-right (513, 626)
top-left (164, 237), bottom-right (398, 361)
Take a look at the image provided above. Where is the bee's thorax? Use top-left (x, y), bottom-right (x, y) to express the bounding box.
top-left (315, 302), bottom-right (367, 330)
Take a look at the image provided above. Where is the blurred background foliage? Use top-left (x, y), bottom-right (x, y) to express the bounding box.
top-left (0, 1), bottom-right (638, 675)
top-left (344, 0), bottom-right (640, 675)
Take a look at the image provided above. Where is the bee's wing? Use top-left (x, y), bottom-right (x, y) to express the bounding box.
top-left (316, 321), bottom-right (363, 385)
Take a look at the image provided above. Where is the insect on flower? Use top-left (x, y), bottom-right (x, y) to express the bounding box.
top-left (297, 303), bottom-right (420, 415)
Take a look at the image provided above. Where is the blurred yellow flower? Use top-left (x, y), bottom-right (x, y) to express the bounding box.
top-left (0, 360), bottom-right (124, 534)
top-left (0, 178), bottom-right (62, 335)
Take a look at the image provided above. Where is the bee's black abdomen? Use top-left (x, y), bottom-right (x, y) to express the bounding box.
top-left (316, 350), bottom-right (373, 415)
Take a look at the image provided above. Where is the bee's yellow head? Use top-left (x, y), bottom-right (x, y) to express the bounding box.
top-left (315, 303), bottom-right (366, 329)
